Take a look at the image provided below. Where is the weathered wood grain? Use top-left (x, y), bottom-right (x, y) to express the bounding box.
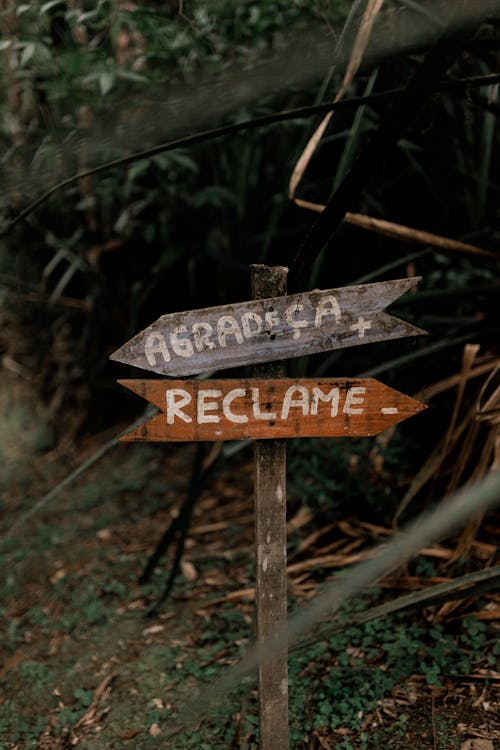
top-left (110, 278), bottom-right (425, 376)
top-left (118, 378), bottom-right (427, 442)
top-left (251, 264), bottom-right (289, 750)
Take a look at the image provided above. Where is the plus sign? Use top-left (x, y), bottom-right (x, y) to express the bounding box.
top-left (350, 316), bottom-right (372, 339)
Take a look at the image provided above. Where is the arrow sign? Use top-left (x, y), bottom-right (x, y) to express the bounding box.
top-left (118, 378), bottom-right (426, 442)
top-left (110, 278), bottom-right (425, 377)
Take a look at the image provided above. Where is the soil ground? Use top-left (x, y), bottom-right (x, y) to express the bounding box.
top-left (0, 377), bottom-right (499, 749)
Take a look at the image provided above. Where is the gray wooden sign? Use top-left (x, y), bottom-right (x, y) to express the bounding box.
top-left (110, 277), bottom-right (425, 376)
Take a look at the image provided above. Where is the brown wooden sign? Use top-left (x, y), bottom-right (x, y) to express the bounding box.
top-left (118, 378), bottom-right (426, 442)
top-left (110, 278), bottom-right (425, 377)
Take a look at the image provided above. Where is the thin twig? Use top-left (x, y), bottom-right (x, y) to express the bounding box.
top-left (0, 90), bottom-right (399, 240)
top-left (1, 73), bottom-right (499, 240)
top-left (297, 203), bottom-right (495, 259)
top-left (296, 564), bottom-right (500, 651)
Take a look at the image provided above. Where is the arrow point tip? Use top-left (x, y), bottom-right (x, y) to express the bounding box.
top-left (109, 347), bottom-right (123, 363)
top-left (412, 325), bottom-right (428, 337)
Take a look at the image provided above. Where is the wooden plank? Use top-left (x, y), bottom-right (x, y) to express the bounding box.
top-left (117, 378), bottom-right (427, 442)
top-left (251, 265), bottom-right (289, 750)
top-left (109, 278), bottom-right (425, 376)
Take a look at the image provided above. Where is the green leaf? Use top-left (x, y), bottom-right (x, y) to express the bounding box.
top-left (40, 0), bottom-right (66, 13)
top-left (168, 151), bottom-right (199, 174)
top-left (127, 159), bottom-right (151, 182)
top-left (189, 186), bottom-right (236, 208)
top-left (77, 8), bottom-right (100, 23)
top-left (72, 687), bottom-right (92, 707)
top-left (151, 154), bottom-right (170, 170)
top-left (115, 69), bottom-right (149, 84)
top-left (20, 42), bottom-right (35, 66)
top-left (99, 71), bottom-right (115, 96)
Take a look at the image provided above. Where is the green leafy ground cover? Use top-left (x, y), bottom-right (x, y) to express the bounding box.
top-left (1, 380), bottom-right (498, 749)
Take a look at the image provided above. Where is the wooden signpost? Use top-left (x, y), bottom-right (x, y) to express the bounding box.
top-left (110, 277), bottom-right (425, 377)
top-left (251, 265), bottom-right (289, 750)
top-left (110, 267), bottom-right (426, 750)
top-left (118, 378), bottom-right (425, 442)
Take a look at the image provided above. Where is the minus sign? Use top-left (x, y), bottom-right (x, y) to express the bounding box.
top-left (381, 407), bottom-right (398, 414)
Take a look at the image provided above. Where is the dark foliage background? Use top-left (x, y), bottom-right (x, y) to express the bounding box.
top-left (0, 0), bottom-right (499, 521)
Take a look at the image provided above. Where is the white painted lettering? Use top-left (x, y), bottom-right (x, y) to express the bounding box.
top-left (251, 387), bottom-right (277, 421)
top-left (343, 387), bottom-right (366, 414)
top-left (222, 388), bottom-right (248, 423)
top-left (144, 332), bottom-right (171, 366)
top-left (170, 325), bottom-right (194, 358)
top-left (284, 304), bottom-right (308, 339)
top-left (192, 322), bottom-right (216, 352)
top-left (197, 390), bottom-right (222, 423)
top-left (166, 389), bottom-right (192, 424)
top-left (264, 309), bottom-right (279, 330)
top-left (315, 295), bottom-right (341, 328)
top-left (311, 387), bottom-right (340, 416)
top-left (350, 316), bottom-right (372, 339)
top-left (241, 312), bottom-right (263, 339)
top-left (281, 385), bottom-right (309, 420)
top-left (217, 315), bottom-right (244, 347)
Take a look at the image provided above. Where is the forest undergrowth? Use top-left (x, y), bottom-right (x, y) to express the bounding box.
top-left (0, 373), bottom-right (498, 750)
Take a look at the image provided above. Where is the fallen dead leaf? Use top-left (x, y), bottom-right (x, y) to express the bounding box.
top-left (50, 568), bottom-right (66, 584)
top-left (0, 650), bottom-right (25, 677)
top-left (180, 560), bottom-right (197, 582)
top-left (142, 624), bottom-right (165, 636)
top-left (118, 729), bottom-right (142, 740)
top-left (461, 740), bottom-right (494, 750)
top-left (96, 528), bottom-right (112, 540)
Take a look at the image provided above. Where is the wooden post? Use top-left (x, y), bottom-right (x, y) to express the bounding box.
top-left (250, 264), bottom-right (289, 750)
top-left (112, 269), bottom-right (426, 747)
